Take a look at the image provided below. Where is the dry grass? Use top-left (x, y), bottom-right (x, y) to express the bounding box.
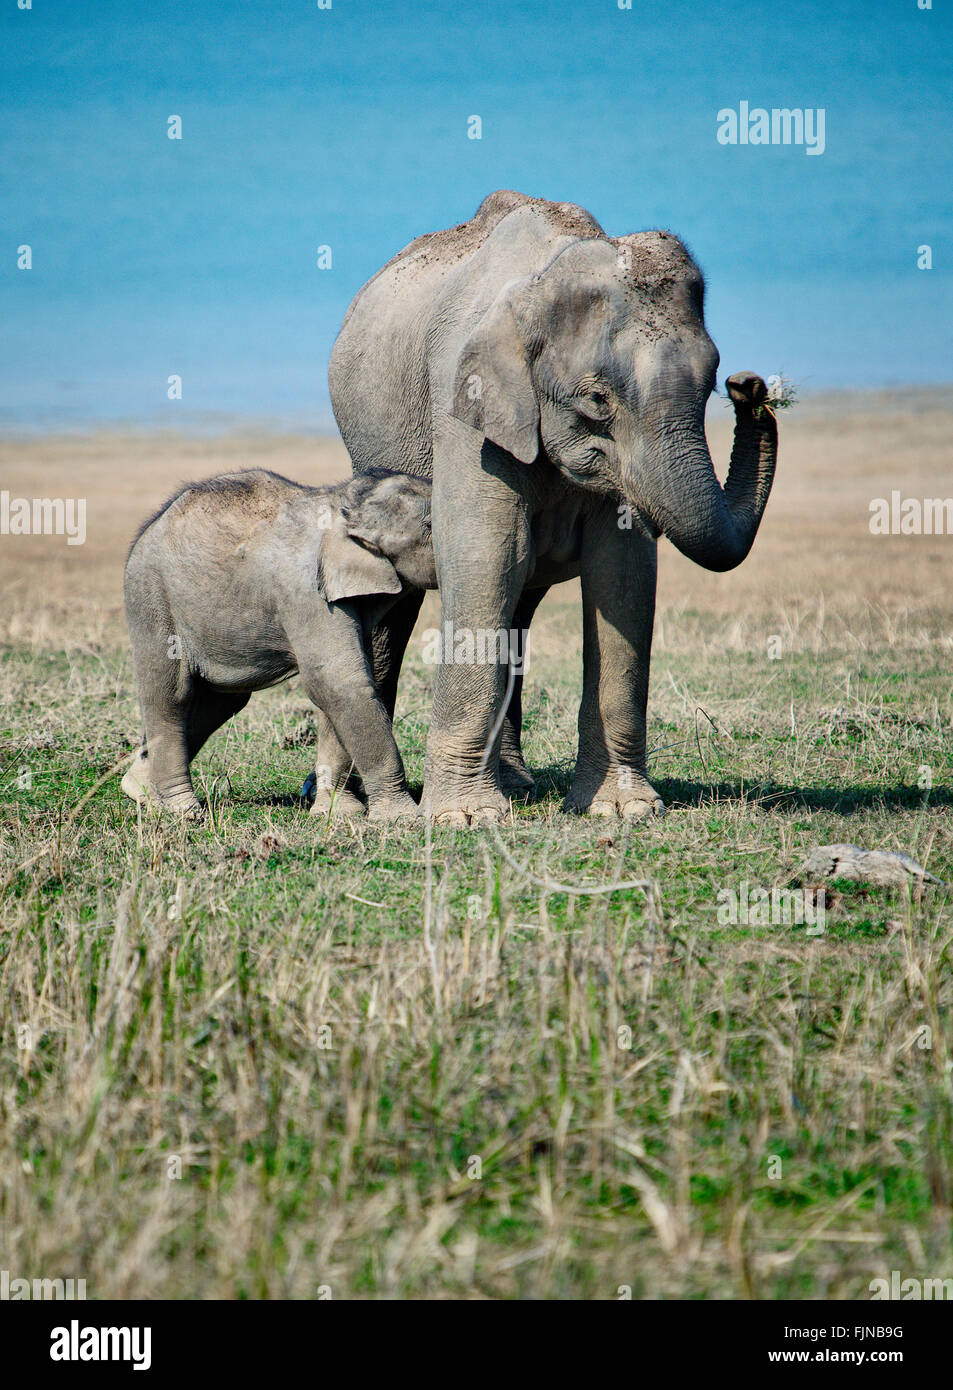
top-left (1, 391), bottom-right (952, 1299)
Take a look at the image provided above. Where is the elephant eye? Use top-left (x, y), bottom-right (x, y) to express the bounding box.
top-left (575, 386), bottom-right (613, 423)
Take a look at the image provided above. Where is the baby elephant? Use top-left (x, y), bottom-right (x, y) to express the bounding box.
top-left (122, 467), bottom-right (435, 821)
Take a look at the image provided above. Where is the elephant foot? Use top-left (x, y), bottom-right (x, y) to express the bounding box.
top-left (308, 787), bottom-right (367, 820)
top-left (423, 783), bottom-right (510, 827)
top-left (565, 770), bottom-right (665, 820)
top-left (499, 758), bottom-right (537, 800)
top-left (163, 793), bottom-right (206, 821)
top-left (498, 727), bottom-right (537, 799)
top-left (367, 793), bottom-right (421, 825)
top-left (302, 771), bottom-right (367, 820)
top-left (121, 750), bottom-right (150, 802)
top-left (121, 752), bottom-right (204, 820)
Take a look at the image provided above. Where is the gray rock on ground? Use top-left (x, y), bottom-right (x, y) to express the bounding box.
top-left (801, 843), bottom-right (942, 888)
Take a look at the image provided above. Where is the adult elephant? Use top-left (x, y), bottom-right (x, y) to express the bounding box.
top-left (317, 190), bottom-right (778, 825)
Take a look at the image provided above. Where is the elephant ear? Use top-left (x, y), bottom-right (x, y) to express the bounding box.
top-left (450, 284), bottom-right (539, 464)
top-left (318, 522), bottom-right (403, 605)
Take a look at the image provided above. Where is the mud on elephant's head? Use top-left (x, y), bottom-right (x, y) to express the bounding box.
top-left (451, 230), bottom-right (777, 573)
top-left (319, 471), bottom-right (436, 604)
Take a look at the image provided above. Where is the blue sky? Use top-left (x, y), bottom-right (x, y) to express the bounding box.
top-left (2, 0), bottom-right (951, 429)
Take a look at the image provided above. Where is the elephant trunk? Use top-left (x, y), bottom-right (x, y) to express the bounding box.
top-left (640, 372), bottom-right (778, 573)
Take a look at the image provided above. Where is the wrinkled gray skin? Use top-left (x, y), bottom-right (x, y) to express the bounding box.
top-left (122, 469), bottom-right (435, 821)
top-left (323, 190), bottom-right (779, 826)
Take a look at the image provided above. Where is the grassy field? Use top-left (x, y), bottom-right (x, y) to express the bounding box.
top-left (1, 393), bottom-right (952, 1299)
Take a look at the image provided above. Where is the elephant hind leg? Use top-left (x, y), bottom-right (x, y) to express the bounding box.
top-left (185, 681), bottom-right (250, 762)
top-left (499, 586), bottom-right (548, 798)
top-left (124, 664), bottom-right (246, 817)
top-left (127, 696), bottom-right (199, 816)
top-left (123, 611), bottom-right (200, 815)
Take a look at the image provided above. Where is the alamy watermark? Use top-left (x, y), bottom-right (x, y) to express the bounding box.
top-left (50, 1321), bottom-right (151, 1370)
top-left (0, 491), bottom-right (86, 545)
top-left (716, 880), bottom-right (826, 934)
top-left (422, 623), bottom-right (530, 674)
top-left (869, 492), bottom-right (953, 535)
top-left (869, 1272), bottom-right (953, 1300)
top-left (717, 101), bottom-right (825, 156)
top-left (1, 1268), bottom-right (87, 1299)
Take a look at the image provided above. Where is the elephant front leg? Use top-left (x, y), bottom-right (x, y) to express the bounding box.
top-left (308, 591), bottom-right (424, 819)
top-left (566, 511), bottom-right (664, 820)
top-left (422, 487), bottom-right (532, 827)
top-left (308, 713), bottom-right (365, 818)
top-left (286, 610), bottom-right (417, 822)
top-left (301, 668), bottom-right (418, 823)
top-left (424, 650), bottom-right (515, 826)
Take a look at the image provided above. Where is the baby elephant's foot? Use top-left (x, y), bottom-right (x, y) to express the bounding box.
top-left (163, 792), bottom-right (206, 821)
top-left (367, 793), bottom-right (421, 825)
top-left (121, 750), bottom-right (150, 803)
top-left (121, 752), bottom-right (204, 820)
top-left (308, 783), bottom-right (367, 820)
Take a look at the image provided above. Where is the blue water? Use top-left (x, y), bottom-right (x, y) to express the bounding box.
top-left (2, 0), bottom-right (951, 432)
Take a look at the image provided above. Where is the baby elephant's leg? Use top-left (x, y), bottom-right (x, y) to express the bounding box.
top-left (122, 585), bottom-right (198, 815)
top-left (124, 681), bottom-right (247, 816)
top-left (147, 704), bottom-right (201, 814)
top-left (309, 711), bottom-right (365, 819)
top-left (127, 682), bottom-right (201, 817)
top-left (299, 664), bottom-right (418, 823)
top-left (185, 682), bottom-right (250, 798)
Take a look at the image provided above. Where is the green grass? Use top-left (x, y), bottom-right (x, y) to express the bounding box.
top-left (1, 601), bottom-right (951, 1299)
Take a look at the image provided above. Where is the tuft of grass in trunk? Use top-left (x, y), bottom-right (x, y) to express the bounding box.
top-left (762, 372), bottom-right (799, 417)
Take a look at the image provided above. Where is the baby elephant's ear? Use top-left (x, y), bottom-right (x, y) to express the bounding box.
top-left (318, 526), bottom-right (403, 604)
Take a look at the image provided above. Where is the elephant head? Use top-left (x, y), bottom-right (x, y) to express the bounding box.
top-left (451, 232), bottom-right (777, 572)
top-left (319, 472), bottom-right (436, 603)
